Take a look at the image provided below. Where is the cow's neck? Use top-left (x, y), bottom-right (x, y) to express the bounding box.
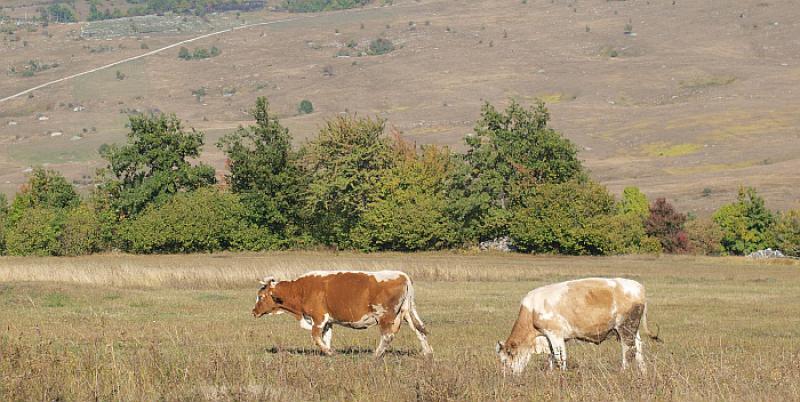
top-left (507, 307), bottom-right (540, 347)
top-left (272, 281), bottom-right (305, 319)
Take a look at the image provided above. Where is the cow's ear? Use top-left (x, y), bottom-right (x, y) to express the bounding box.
top-left (495, 341), bottom-right (504, 353)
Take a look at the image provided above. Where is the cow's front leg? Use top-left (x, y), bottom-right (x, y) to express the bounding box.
top-left (311, 315), bottom-right (333, 356)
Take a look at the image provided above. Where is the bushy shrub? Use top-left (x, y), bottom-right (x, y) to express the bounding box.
top-left (58, 203), bottom-right (115, 256)
top-left (368, 38), bottom-right (395, 55)
top-left (298, 99), bottom-right (314, 114)
top-left (121, 188), bottom-right (271, 253)
top-left (510, 180), bottom-right (616, 254)
top-left (771, 209), bottom-right (800, 257)
top-left (578, 213), bottom-right (662, 255)
top-left (618, 186), bottom-right (649, 219)
top-left (5, 207), bottom-right (63, 256)
top-left (645, 198), bottom-right (689, 253)
top-left (713, 187), bottom-right (774, 255)
top-left (684, 217), bottom-right (724, 256)
top-left (351, 144), bottom-right (459, 251)
top-left (304, 115), bottom-right (392, 247)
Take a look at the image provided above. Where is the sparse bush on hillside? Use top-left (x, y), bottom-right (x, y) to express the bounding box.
top-left (298, 99), bottom-right (314, 114)
top-left (368, 38), bottom-right (395, 55)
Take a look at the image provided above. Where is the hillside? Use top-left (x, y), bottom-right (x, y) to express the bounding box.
top-left (1, 0), bottom-right (799, 214)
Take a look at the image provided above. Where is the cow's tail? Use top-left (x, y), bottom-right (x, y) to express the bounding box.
top-left (641, 303), bottom-right (662, 343)
top-left (403, 278), bottom-right (428, 336)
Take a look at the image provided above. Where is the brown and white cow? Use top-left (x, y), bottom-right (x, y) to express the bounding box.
top-left (496, 278), bottom-right (660, 374)
top-left (252, 270), bottom-right (433, 358)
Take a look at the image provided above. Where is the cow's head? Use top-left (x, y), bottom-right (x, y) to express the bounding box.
top-left (252, 277), bottom-right (282, 317)
top-left (496, 337), bottom-right (549, 375)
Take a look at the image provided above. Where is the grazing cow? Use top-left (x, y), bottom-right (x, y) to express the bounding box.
top-left (252, 270), bottom-right (433, 358)
top-left (496, 278), bottom-right (660, 374)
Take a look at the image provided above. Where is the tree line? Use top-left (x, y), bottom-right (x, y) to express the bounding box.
top-left (0, 98), bottom-right (797, 256)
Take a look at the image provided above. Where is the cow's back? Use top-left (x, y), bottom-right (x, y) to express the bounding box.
top-left (298, 271), bottom-right (409, 323)
top-left (525, 278), bottom-right (645, 342)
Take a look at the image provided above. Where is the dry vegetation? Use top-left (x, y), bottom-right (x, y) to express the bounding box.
top-left (1, 253), bottom-right (799, 400)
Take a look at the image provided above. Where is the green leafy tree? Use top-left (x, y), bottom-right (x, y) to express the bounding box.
top-left (217, 97), bottom-right (306, 242)
top-left (463, 100), bottom-right (584, 240)
top-left (771, 209), bottom-right (800, 257)
top-left (98, 113), bottom-right (215, 218)
top-left (618, 186), bottom-right (649, 219)
top-left (351, 141), bottom-right (459, 250)
top-left (121, 188), bottom-right (265, 253)
top-left (304, 115), bottom-right (392, 247)
top-left (713, 187), bottom-right (775, 255)
top-left (7, 167), bottom-right (79, 226)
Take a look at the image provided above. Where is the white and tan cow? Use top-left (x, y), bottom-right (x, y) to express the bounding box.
top-left (252, 270), bottom-right (433, 358)
top-left (496, 278), bottom-right (660, 374)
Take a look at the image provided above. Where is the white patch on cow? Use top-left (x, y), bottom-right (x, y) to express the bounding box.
top-left (533, 336), bottom-right (551, 354)
top-left (317, 313), bottom-right (331, 328)
top-left (299, 316), bottom-right (313, 330)
top-left (604, 278), bottom-right (617, 288)
top-left (617, 278), bottom-right (643, 299)
top-left (521, 282), bottom-right (569, 313)
top-left (322, 327), bottom-right (333, 349)
top-left (298, 270), bottom-right (406, 282)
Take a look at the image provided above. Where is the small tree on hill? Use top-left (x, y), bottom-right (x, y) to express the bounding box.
top-left (645, 198), bottom-right (689, 253)
top-left (98, 113), bottom-right (215, 218)
top-left (217, 97), bottom-right (306, 244)
top-left (304, 115), bottom-right (392, 247)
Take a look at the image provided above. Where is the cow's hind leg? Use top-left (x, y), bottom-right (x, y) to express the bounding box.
top-left (617, 304), bottom-right (646, 373)
top-left (404, 309), bottom-right (433, 356)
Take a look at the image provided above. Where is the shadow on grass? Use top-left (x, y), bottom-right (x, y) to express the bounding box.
top-left (263, 345), bottom-right (417, 356)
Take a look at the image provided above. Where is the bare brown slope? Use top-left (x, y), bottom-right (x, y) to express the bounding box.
top-left (2, 0), bottom-right (799, 213)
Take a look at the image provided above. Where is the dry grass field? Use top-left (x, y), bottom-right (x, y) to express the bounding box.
top-left (1, 253), bottom-right (799, 401)
top-left (2, 0), bottom-right (800, 214)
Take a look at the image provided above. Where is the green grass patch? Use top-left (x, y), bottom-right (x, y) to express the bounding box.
top-left (43, 293), bottom-right (70, 307)
top-left (679, 75), bottom-right (736, 90)
top-left (642, 142), bottom-right (702, 157)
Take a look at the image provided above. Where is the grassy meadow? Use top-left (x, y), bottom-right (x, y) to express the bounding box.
top-left (0, 253), bottom-right (799, 401)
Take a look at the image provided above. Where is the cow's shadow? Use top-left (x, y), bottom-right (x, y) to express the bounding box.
top-left (263, 346), bottom-right (416, 356)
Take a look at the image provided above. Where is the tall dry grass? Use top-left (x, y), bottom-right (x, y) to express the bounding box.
top-left (1, 253), bottom-right (799, 401)
top-left (1, 252), bottom-right (796, 288)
